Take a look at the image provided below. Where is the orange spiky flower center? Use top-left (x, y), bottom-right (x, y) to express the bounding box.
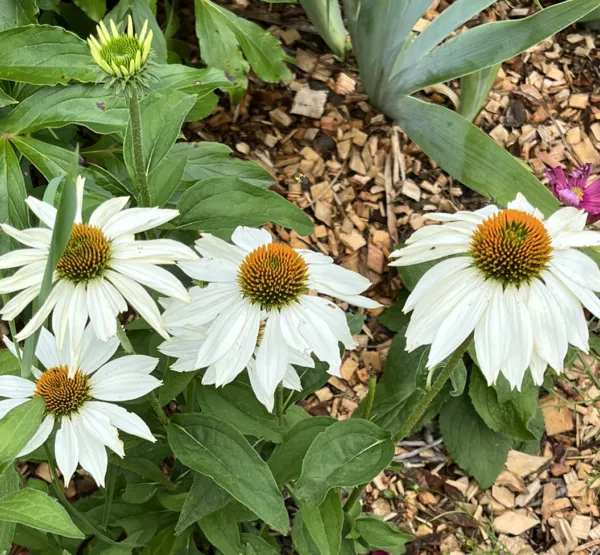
top-left (35, 366), bottom-right (90, 416)
top-left (470, 209), bottom-right (552, 284)
top-left (56, 223), bottom-right (111, 282)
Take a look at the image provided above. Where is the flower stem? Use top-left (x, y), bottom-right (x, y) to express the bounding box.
top-left (115, 321), bottom-right (169, 428)
top-left (343, 337), bottom-right (471, 513)
top-left (361, 373), bottom-right (377, 420)
top-left (275, 382), bottom-right (284, 425)
top-left (43, 443), bottom-right (119, 545)
top-left (185, 379), bottom-right (196, 413)
top-left (101, 463), bottom-right (117, 529)
top-left (127, 86), bottom-right (151, 208)
top-left (392, 336), bottom-right (471, 443)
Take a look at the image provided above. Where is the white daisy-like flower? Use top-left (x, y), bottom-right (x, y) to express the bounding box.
top-left (158, 322), bottom-right (313, 411)
top-left (161, 226), bottom-right (380, 411)
top-left (0, 326), bottom-right (161, 487)
top-left (0, 176), bottom-right (198, 356)
top-left (390, 193), bottom-right (600, 389)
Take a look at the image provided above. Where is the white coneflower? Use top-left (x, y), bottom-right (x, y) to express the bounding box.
top-left (87, 16), bottom-right (153, 82)
top-left (161, 226), bottom-right (380, 411)
top-left (390, 193), bottom-right (600, 389)
top-left (0, 176), bottom-right (197, 357)
top-left (0, 326), bottom-right (160, 487)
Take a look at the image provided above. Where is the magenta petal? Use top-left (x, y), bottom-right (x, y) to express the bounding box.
top-left (570, 163), bottom-right (593, 187)
top-left (557, 188), bottom-right (582, 208)
top-left (582, 179), bottom-right (600, 212)
top-left (546, 167), bottom-right (568, 195)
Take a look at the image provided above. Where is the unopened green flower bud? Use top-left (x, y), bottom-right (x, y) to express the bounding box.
top-left (87, 16), bottom-right (153, 84)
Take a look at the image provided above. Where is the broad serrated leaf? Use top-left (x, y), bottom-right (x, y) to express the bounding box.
top-left (0, 488), bottom-right (83, 538)
top-left (194, 0), bottom-right (290, 84)
top-left (0, 136), bottom-right (29, 255)
top-left (178, 177), bottom-right (313, 238)
top-left (148, 155), bottom-right (186, 207)
top-left (469, 369), bottom-right (539, 441)
top-left (0, 0), bottom-right (37, 31)
top-left (0, 84), bottom-right (127, 135)
top-left (268, 416), bottom-right (335, 485)
top-left (167, 413), bottom-right (289, 532)
top-left (439, 392), bottom-right (511, 488)
top-left (0, 25), bottom-right (96, 85)
top-left (295, 419), bottom-right (394, 507)
top-left (197, 382), bottom-right (284, 443)
top-left (0, 466), bottom-right (19, 553)
top-left (175, 472), bottom-right (232, 535)
top-left (0, 398), bottom-right (44, 462)
top-left (300, 490), bottom-right (343, 555)
top-left (171, 142), bottom-right (273, 188)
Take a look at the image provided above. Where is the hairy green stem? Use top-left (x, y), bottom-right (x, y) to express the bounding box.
top-left (115, 321), bottom-right (169, 428)
top-left (344, 338), bottom-right (471, 513)
top-left (102, 464), bottom-right (117, 529)
top-left (127, 86), bottom-right (151, 208)
top-left (361, 374), bottom-right (377, 420)
top-left (43, 444), bottom-right (119, 545)
top-left (275, 382), bottom-right (284, 425)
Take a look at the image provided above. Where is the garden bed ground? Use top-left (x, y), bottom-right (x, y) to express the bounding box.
top-left (11, 1), bottom-right (600, 553)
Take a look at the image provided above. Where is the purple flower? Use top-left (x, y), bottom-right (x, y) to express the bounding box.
top-left (546, 163), bottom-right (600, 223)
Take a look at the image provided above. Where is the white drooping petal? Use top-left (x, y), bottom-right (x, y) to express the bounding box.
top-left (79, 406), bottom-right (124, 457)
top-left (544, 207), bottom-right (587, 236)
top-left (111, 239), bottom-right (197, 263)
top-left (51, 280), bottom-right (75, 350)
top-left (254, 312), bottom-right (289, 404)
top-left (25, 197), bottom-right (57, 228)
top-left (403, 221), bottom-right (475, 246)
top-left (110, 261), bottom-right (190, 302)
top-left (427, 274), bottom-right (492, 368)
top-left (389, 244), bottom-right (470, 267)
top-left (501, 286), bottom-right (533, 391)
top-left (65, 282), bottom-right (89, 371)
top-left (1, 284), bottom-right (42, 320)
top-left (86, 279), bottom-right (120, 342)
top-left (474, 281), bottom-right (508, 385)
top-left (36, 328), bottom-right (61, 370)
top-left (549, 265), bottom-right (600, 321)
top-left (0, 249), bottom-right (47, 270)
top-left (55, 416), bottom-right (79, 486)
top-left (550, 249), bottom-right (600, 291)
top-left (278, 304), bottom-right (311, 354)
top-left (527, 279), bottom-right (567, 373)
top-left (178, 258), bottom-right (238, 283)
top-left (90, 355), bottom-right (160, 402)
top-left (425, 210), bottom-right (492, 225)
top-left (17, 414), bottom-right (55, 457)
top-left (507, 192), bottom-right (541, 218)
top-left (0, 376), bottom-right (35, 398)
top-left (71, 414), bottom-right (108, 488)
top-left (0, 260), bottom-right (46, 294)
top-left (529, 350), bottom-right (548, 385)
top-left (74, 175), bottom-right (85, 224)
top-left (105, 270), bottom-right (169, 340)
top-left (231, 226), bottom-right (272, 252)
top-left (553, 231), bottom-right (600, 249)
top-left (0, 224), bottom-right (52, 250)
top-left (193, 234), bottom-right (246, 264)
top-left (89, 196), bottom-right (130, 228)
top-left (404, 257), bottom-right (472, 313)
top-left (16, 280), bottom-right (70, 341)
top-left (298, 296), bottom-right (355, 350)
top-left (86, 401), bottom-right (155, 442)
top-left (283, 365), bottom-right (302, 391)
top-left (542, 271), bottom-right (589, 353)
top-left (102, 208), bottom-right (179, 239)
top-left (78, 326), bottom-right (120, 376)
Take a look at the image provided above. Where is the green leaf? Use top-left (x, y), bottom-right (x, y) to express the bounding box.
top-left (0, 488), bottom-right (83, 538)
top-left (0, 84), bottom-right (127, 135)
top-left (353, 515), bottom-right (412, 554)
top-left (299, 0), bottom-right (346, 57)
top-left (301, 490), bottom-right (343, 555)
top-left (194, 0), bottom-right (291, 84)
top-left (140, 525), bottom-right (194, 555)
top-left (268, 416), bottom-right (335, 485)
top-left (378, 291), bottom-right (409, 332)
top-left (0, 136), bottom-right (29, 255)
top-left (124, 89), bottom-right (195, 185)
top-left (197, 382), bottom-right (284, 443)
top-left (154, 65), bottom-right (239, 121)
top-left (0, 350), bottom-right (21, 377)
top-left (73, 0), bottom-right (105, 21)
top-left (0, 89), bottom-right (18, 108)
top-left (396, 258), bottom-right (437, 292)
top-left (171, 142), bottom-right (273, 188)
top-left (0, 466), bottom-right (19, 553)
top-left (241, 534), bottom-right (280, 555)
top-left (178, 177), bottom-right (313, 238)
top-left (469, 369), bottom-right (539, 441)
top-left (346, 313), bottom-right (366, 335)
top-left (439, 392), bottom-right (512, 488)
top-left (0, 0), bottom-right (37, 31)
top-left (158, 369), bottom-right (195, 406)
top-left (167, 413), bottom-right (289, 532)
top-left (0, 25), bottom-right (96, 85)
top-left (0, 398), bottom-right (44, 462)
top-left (175, 472), bottom-right (232, 535)
top-left (396, 0), bottom-right (600, 94)
top-left (458, 64), bottom-right (501, 122)
top-left (389, 95), bottom-right (559, 215)
top-left (197, 506), bottom-right (241, 555)
top-left (287, 361), bottom-right (330, 406)
top-left (450, 360), bottom-right (467, 398)
top-left (295, 419), bottom-right (395, 507)
top-left (148, 155), bottom-right (186, 207)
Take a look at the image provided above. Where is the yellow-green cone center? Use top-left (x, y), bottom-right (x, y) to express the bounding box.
top-left (470, 209), bottom-right (552, 284)
top-left (100, 36), bottom-right (141, 67)
top-left (238, 243), bottom-right (309, 310)
top-left (56, 223), bottom-right (111, 283)
top-left (35, 366), bottom-right (91, 416)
